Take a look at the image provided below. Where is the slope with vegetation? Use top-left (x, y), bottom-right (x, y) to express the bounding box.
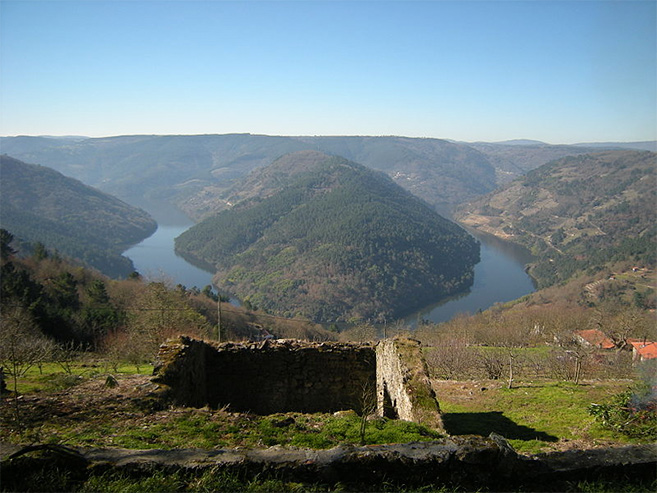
top-left (466, 140), bottom-right (604, 185)
top-left (0, 229), bottom-right (331, 361)
top-left (455, 150), bottom-right (656, 288)
top-left (0, 134), bottom-right (525, 218)
top-left (0, 155), bottom-right (157, 277)
top-left (3, 134), bottom-right (651, 221)
top-left (176, 151), bottom-right (480, 322)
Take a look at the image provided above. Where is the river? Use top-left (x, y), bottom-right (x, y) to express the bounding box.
top-left (402, 230), bottom-right (536, 325)
top-left (124, 221), bottom-right (535, 324)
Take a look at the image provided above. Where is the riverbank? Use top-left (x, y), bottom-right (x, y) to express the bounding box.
top-left (125, 222), bottom-right (536, 326)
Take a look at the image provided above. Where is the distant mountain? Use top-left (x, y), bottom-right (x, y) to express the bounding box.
top-left (465, 141), bottom-right (604, 185)
top-left (454, 150), bottom-right (656, 287)
top-left (0, 155), bottom-right (157, 277)
top-left (3, 133), bottom-right (650, 220)
top-left (492, 139), bottom-right (549, 146)
top-left (0, 134), bottom-right (499, 218)
top-left (572, 141), bottom-right (657, 152)
top-left (176, 151), bottom-right (480, 322)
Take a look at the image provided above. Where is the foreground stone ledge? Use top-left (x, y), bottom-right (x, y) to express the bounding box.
top-left (2, 438), bottom-right (655, 490)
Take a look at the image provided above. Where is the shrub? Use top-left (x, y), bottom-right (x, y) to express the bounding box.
top-left (588, 383), bottom-right (657, 440)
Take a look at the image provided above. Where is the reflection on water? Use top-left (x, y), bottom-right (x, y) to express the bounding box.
top-left (402, 231), bottom-right (536, 325)
top-left (125, 210), bottom-right (536, 325)
top-left (124, 223), bottom-right (215, 289)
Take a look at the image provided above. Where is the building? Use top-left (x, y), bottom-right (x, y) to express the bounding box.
top-left (626, 339), bottom-right (657, 362)
top-left (574, 329), bottom-right (615, 350)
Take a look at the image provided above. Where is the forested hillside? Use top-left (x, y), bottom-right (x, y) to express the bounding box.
top-left (455, 150), bottom-right (656, 287)
top-left (3, 134), bottom-right (650, 221)
top-left (0, 229), bottom-right (330, 351)
top-left (296, 136), bottom-right (498, 214)
top-left (0, 155), bottom-right (157, 277)
top-left (176, 151), bottom-right (480, 322)
top-left (466, 141), bottom-right (606, 185)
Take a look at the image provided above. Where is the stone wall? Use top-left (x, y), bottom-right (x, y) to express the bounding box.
top-left (154, 337), bottom-right (377, 415)
top-left (153, 336), bottom-right (441, 428)
top-left (5, 439), bottom-right (654, 491)
top-left (152, 336), bottom-right (208, 408)
top-left (376, 338), bottom-right (443, 430)
top-left (204, 339), bottom-right (376, 414)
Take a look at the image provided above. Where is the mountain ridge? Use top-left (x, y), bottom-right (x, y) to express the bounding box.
top-left (3, 133), bottom-right (637, 219)
top-left (0, 155), bottom-right (157, 277)
top-left (454, 150), bottom-right (656, 287)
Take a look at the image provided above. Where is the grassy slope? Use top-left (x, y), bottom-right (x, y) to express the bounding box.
top-left (434, 378), bottom-right (637, 454)
top-left (2, 361), bottom-right (649, 456)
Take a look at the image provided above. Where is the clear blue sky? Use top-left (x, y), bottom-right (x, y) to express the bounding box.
top-left (1, 0), bottom-right (655, 143)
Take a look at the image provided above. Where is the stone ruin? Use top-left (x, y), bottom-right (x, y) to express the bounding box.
top-left (5, 337), bottom-right (656, 490)
top-left (152, 336), bottom-right (443, 430)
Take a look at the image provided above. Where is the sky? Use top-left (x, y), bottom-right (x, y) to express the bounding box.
top-left (1, 0), bottom-right (655, 144)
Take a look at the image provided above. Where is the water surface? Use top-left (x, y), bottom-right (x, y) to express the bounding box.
top-left (403, 231), bottom-right (535, 325)
top-left (125, 223), bottom-right (535, 323)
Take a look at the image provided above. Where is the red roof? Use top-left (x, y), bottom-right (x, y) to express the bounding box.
top-left (574, 329), bottom-right (615, 349)
top-left (627, 339), bottom-right (657, 360)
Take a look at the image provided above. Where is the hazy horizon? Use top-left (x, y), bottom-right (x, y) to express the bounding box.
top-left (1, 132), bottom-right (656, 148)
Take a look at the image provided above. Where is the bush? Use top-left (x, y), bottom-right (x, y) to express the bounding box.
top-left (588, 383), bottom-right (657, 440)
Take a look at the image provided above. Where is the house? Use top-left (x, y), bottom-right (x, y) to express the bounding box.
top-left (574, 329), bottom-right (615, 350)
top-left (626, 339), bottom-right (657, 362)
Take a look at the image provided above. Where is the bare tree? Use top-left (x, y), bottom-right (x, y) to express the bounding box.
top-left (338, 323), bottom-right (378, 343)
top-left (0, 306), bottom-right (53, 424)
top-left (358, 380), bottom-right (378, 445)
top-left (426, 338), bottom-right (475, 379)
top-left (478, 348), bottom-right (505, 380)
top-left (123, 281), bottom-right (210, 363)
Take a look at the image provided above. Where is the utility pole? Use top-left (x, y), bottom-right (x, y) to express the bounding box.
top-left (217, 297), bottom-right (222, 343)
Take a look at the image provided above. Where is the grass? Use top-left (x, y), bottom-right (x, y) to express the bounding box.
top-left (4, 464), bottom-right (470, 492)
top-left (12, 360), bottom-right (153, 394)
top-left (3, 358), bottom-right (651, 457)
top-left (16, 410), bottom-right (441, 451)
top-left (2, 361), bottom-right (655, 492)
top-left (2, 364), bottom-right (442, 450)
top-left (436, 379), bottom-right (641, 454)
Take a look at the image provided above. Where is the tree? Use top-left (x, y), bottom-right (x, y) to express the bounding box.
top-left (79, 280), bottom-right (120, 348)
top-left (0, 306), bottom-right (53, 424)
top-left (32, 242), bottom-right (48, 261)
top-left (358, 380), bottom-right (378, 445)
top-left (0, 229), bottom-right (16, 261)
top-left (202, 285), bottom-right (219, 302)
top-left (121, 282), bottom-right (210, 363)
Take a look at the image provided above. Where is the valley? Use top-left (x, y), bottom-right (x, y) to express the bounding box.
top-left (1, 136), bottom-right (655, 492)
top-left (2, 137), bottom-right (654, 324)
top-left (3, 2), bottom-right (656, 490)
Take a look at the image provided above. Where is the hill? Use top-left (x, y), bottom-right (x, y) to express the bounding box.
top-left (465, 141), bottom-right (604, 186)
top-left (175, 151), bottom-right (480, 322)
top-left (0, 134), bottom-right (501, 218)
top-left (454, 150), bottom-right (656, 287)
top-left (0, 155), bottom-right (157, 277)
top-left (296, 136), bottom-right (497, 215)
